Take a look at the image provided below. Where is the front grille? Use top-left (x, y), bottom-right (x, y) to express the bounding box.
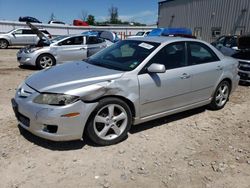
top-left (238, 72), bottom-right (250, 80)
top-left (238, 61), bottom-right (250, 71)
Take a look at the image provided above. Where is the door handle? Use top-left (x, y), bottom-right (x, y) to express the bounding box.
top-left (180, 73), bottom-right (191, 79)
top-left (79, 47), bottom-right (87, 50)
top-left (216, 66), bottom-right (223, 71)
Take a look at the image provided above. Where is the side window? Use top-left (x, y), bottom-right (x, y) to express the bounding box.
top-left (14, 29), bottom-right (23, 34)
top-left (22, 30), bottom-right (34, 34)
top-left (86, 36), bottom-right (104, 44)
top-left (60, 36), bottom-right (83, 45)
top-left (148, 42), bottom-right (186, 70)
top-left (188, 42), bottom-right (219, 65)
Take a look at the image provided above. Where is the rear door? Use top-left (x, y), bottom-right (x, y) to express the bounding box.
top-left (55, 36), bottom-right (87, 62)
top-left (138, 42), bottom-right (193, 117)
top-left (187, 41), bottom-right (223, 103)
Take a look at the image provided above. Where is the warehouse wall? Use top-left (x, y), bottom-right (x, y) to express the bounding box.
top-left (158, 0), bottom-right (250, 42)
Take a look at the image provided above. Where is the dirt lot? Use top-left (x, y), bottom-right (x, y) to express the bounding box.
top-left (0, 48), bottom-right (249, 188)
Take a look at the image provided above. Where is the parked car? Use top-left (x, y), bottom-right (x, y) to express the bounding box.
top-left (48, 20), bottom-right (66, 25)
top-left (73, 19), bottom-right (89, 26)
top-left (0, 28), bottom-right (51, 49)
top-left (212, 35), bottom-right (250, 83)
top-left (12, 37), bottom-right (239, 145)
top-left (82, 30), bottom-right (121, 43)
top-left (211, 35), bottom-right (238, 49)
top-left (127, 31), bottom-right (151, 38)
top-left (19, 16), bottom-right (42, 23)
top-left (148, 28), bottom-right (195, 38)
top-left (17, 34), bottom-right (112, 69)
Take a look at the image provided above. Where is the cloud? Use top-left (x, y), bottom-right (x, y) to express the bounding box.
top-left (96, 10), bottom-right (157, 25)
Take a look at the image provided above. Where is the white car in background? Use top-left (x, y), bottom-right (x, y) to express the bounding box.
top-left (17, 34), bottom-right (112, 69)
top-left (0, 28), bottom-right (51, 49)
top-left (127, 31), bottom-right (151, 38)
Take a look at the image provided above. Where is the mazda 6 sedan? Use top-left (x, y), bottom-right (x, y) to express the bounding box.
top-left (12, 37), bottom-right (239, 145)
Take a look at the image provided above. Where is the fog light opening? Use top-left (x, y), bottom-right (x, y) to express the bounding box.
top-left (43, 124), bottom-right (58, 133)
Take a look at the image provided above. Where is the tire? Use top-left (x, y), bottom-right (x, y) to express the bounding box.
top-left (86, 98), bottom-right (132, 146)
top-left (0, 39), bottom-right (9, 49)
top-left (36, 54), bottom-right (56, 69)
top-left (209, 80), bottom-right (230, 110)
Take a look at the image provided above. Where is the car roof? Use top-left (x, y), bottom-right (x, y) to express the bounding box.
top-left (126, 36), bottom-right (199, 44)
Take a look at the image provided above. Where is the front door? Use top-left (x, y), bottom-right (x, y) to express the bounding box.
top-left (138, 42), bottom-right (192, 118)
top-left (55, 36), bottom-right (87, 62)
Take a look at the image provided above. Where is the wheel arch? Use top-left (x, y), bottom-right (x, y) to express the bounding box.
top-left (0, 38), bottom-right (10, 45)
top-left (88, 95), bottom-right (136, 118)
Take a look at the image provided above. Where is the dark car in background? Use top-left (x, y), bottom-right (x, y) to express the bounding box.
top-left (19, 16), bottom-right (42, 23)
top-left (212, 35), bottom-right (250, 83)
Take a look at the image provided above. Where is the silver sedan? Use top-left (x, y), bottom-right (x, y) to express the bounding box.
top-left (17, 34), bottom-right (113, 69)
top-left (12, 37), bottom-right (239, 145)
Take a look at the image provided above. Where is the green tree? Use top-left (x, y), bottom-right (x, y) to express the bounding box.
top-left (87, 15), bottom-right (95, 25)
top-left (109, 5), bottom-right (119, 24)
top-left (50, 13), bottom-right (56, 21)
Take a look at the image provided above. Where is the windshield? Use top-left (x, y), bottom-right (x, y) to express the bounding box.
top-left (136, 32), bottom-right (145, 36)
top-left (51, 35), bottom-right (68, 43)
top-left (86, 40), bottom-right (160, 71)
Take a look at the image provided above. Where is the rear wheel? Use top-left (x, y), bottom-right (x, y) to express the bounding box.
top-left (36, 54), bottom-right (55, 69)
top-left (209, 80), bottom-right (230, 110)
top-left (0, 39), bottom-right (9, 49)
top-left (86, 98), bottom-right (132, 146)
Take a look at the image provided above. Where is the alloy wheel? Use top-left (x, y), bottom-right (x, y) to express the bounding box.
top-left (93, 104), bottom-right (128, 140)
top-left (215, 83), bottom-right (229, 107)
top-left (39, 56), bottom-right (53, 68)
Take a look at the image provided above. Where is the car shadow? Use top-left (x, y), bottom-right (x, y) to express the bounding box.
top-left (18, 125), bottom-right (87, 151)
top-left (3, 47), bottom-right (23, 50)
top-left (130, 106), bottom-right (206, 134)
top-left (239, 81), bottom-right (250, 87)
top-left (19, 65), bottom-right (39, 70)
top-left (17, 107), bottom-right (206, 150)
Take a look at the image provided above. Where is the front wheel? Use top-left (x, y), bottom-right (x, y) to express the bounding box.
top-left (36, 54), bottom-right (55, 69)
top-left (86, 98), bottom-right (132, 146)
top-left (209, 80), bottom-right (230, 110)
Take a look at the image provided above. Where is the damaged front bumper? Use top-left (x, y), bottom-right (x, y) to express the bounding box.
top-left (12, 85), bottom-right (98, 141)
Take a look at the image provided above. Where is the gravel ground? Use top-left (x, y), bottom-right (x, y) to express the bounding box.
top-left (0, 49), bottom-right (250, 188)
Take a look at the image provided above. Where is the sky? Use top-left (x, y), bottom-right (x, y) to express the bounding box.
top-left (0, 0), bottom-right (159, 25)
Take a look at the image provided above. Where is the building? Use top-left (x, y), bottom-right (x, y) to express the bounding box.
top-left (158, 0), bottom-right (250, 42)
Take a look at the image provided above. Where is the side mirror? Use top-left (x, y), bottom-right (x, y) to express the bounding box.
top-left (147, 63), bottom-right (166, 73)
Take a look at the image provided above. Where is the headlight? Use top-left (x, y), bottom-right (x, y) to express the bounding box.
top-left (33, 93), bottom-right (79, 106)
top-left (24, 47), bottom-right (41, 54)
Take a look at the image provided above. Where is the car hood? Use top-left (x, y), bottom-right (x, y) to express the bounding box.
top-left (26, 22), bottom-right (51, 44)
top-left (25, 61), bottom-right (124, 93)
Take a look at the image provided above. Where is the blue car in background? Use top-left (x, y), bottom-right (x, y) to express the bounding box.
top-left (148, 28), bottom-right (195, 38)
